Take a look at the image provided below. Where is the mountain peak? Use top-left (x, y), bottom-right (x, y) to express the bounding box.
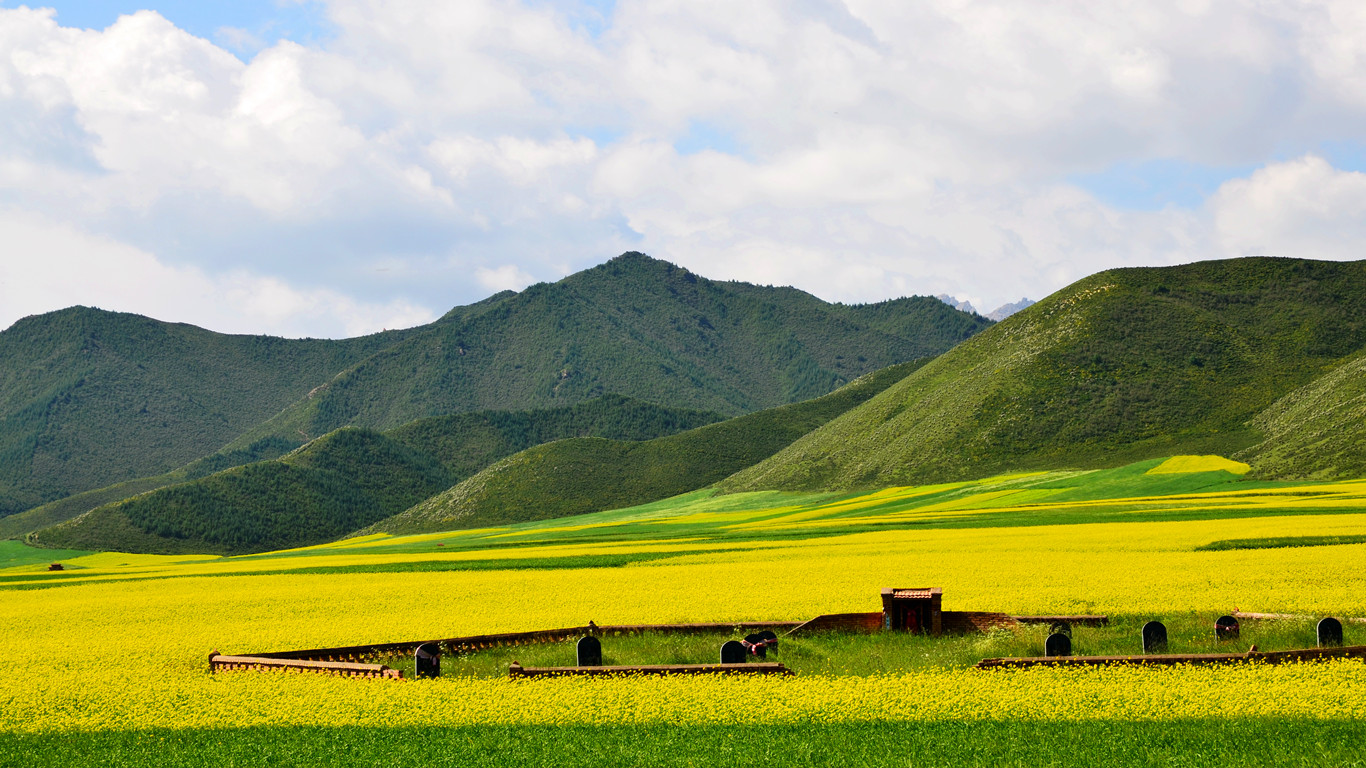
top-left (937, 294), bottom-right (1035, 321)
top-left (608, 251), bottom-right (662, 264)
top-left (986, 298), bottom-right (1035, 321)
top-left (595, 251), bottom-right (691, 276)
top-left (935, 294), bottom-right (978, 315)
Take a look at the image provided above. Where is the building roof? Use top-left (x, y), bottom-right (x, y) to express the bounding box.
top-left (886, 587), bottom-right (941, 600)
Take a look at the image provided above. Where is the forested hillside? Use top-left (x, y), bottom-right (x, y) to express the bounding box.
top-left (0, 435), bottom-right (299, 540)
top-left (363, 359), bottom-right (924, 534)
top-left (385, 394), bottom-right (725, 481)
top-left (31, 429), bottom-right (449, 555)
top-left (721, 257), bottom-right (1366, 492)
top-left (227, 253), bottom-right (990, 449)
top-left (28, 396), bottom-right (724, 553)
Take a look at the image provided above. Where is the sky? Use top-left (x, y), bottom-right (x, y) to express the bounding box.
top-left (4, 1), bottom-right (1366, 338)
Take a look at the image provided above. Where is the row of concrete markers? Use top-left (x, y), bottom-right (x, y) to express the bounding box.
top-left (581, 631), bottom-right (780, 666)
top-left (409, 632), bottom-right (785, 679)
top-left (721, 632), bottom-right (780, 663)
top-left (1042, 617), bottom-right (1347, 658)
top-left (410, 619), bottom-right (1350, 675)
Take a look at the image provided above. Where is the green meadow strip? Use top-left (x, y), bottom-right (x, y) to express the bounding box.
top-left (0, 539), bottom-right (92, 568)
top-left (1197, 534), bottom-right (1366, 551)
top-left (2, 720), bottom-right (1363, 768)
top-left (0, 550), bottom-right (745, 591)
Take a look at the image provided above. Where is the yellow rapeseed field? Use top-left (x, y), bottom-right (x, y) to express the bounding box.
top-left (4, 466), bottom-right (1366, 734)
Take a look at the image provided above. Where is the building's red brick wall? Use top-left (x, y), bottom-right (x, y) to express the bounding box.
top-left (787, 612), bottom-right (884, 635)
top-left (941, 611), bottom-right (1020, 633)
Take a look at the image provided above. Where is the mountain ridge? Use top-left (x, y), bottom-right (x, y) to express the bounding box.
top-left (720, 257), bottom-right (1366, 493)
top-left (0, 253), bottom-right (989, 520)
top-left (215, 252), bottom-right (990, 448)
top-left (0, 305), bottom-right (419, 516)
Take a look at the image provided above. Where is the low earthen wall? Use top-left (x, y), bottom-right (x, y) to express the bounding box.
top-left (785, 612), bottom-right (884, 636)
top-left (942, 611), bottom-right (1020, 633)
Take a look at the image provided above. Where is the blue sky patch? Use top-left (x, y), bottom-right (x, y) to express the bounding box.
top-left (559, 0), bottom-right (615, 38)
top-left (1070, 158), bottom-right (1259, 211)
top-left (1317, 140), bottom-right (1366, 176)
top-left (674, 120), bottom-right (744, 158)
top-left (9, 0), bottom-right (333, 53)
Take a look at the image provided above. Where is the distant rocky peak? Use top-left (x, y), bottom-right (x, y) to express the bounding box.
top-left (937, 294), bottom-right (1035, 321)
top-left (986, 298), bottom-right (1035, 321)
top-left (935, 294), bottom-right (978, 315)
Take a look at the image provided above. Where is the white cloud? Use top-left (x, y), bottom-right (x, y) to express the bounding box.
top-left (1211, 155), bottom-right (1366, 260)
top-left (5, 1), bottom-right (1366, 335)
top-left (0, 209), bottom-right (435, 337)
top-left (428, 135), bottom-right (597, 187)
top-left (474, 264), bottom-right (535, 293)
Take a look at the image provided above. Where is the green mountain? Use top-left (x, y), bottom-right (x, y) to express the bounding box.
top-left (26, 395), bottom-right (724, 554)
top-left (0, 307), bottom-right (418, 517)
top-left (383, 394), bottom-right (725, 482)
top-left (1, 254), bottom-right (987, 521)
top-left (1, 394), bottom-right (723, 541)
top-left (720, 257), bottom-right (1366, 493)
top-left (31, 428), bottom-right (450, 555)
top-left (225, 253), bottom-right (990, 450)
top-left (0, 435), bottom-right (299, 540)
top-left (363, 359), bottom-right (926, 535)
top-left (1238, 346), bottom-right (1366, 480)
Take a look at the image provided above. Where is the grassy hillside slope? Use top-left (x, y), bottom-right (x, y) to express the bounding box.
top-left (365, 359), bottom-right (926, 534)
top-left (0, 307), bottom-right (421, 516)
top-left (1239, 346), bottom-right (1366, 480)
top-left (720, 257), bottom-right (1366, 492)
top-left (230, 253), bottom-right (989, 447)
top-left (27, 396), bottom-right (724, 553)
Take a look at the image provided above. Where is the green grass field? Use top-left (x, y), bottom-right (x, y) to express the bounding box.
top-left (4, 720), bottom-right (1363, 768)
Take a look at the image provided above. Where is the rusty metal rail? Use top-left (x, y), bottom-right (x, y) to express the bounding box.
top-left (508, 661), bottom-right (792, 679)
top-left (245, 626), bottom-right (590, 662)
top-left (597, 621), bottom-right (801, 636)
top-left (975, 644), bottom-right (1366, 669)
top-left (246, 621), bottom-right (803, 662)
top-left (209, 652), bottom-right (403, 679)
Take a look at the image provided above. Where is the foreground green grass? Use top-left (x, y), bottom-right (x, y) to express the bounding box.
top-left (4, 720), bottom-right (1363, 768)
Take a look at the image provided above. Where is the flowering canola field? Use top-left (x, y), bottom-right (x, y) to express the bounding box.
top-left (3, 457), bottom-right (1366, 739)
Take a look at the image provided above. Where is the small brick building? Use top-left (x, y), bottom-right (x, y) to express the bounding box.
top-left (786, 587), bottom-right (1022, 637)
top-left (881, 587), bottom-right (944, 636)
